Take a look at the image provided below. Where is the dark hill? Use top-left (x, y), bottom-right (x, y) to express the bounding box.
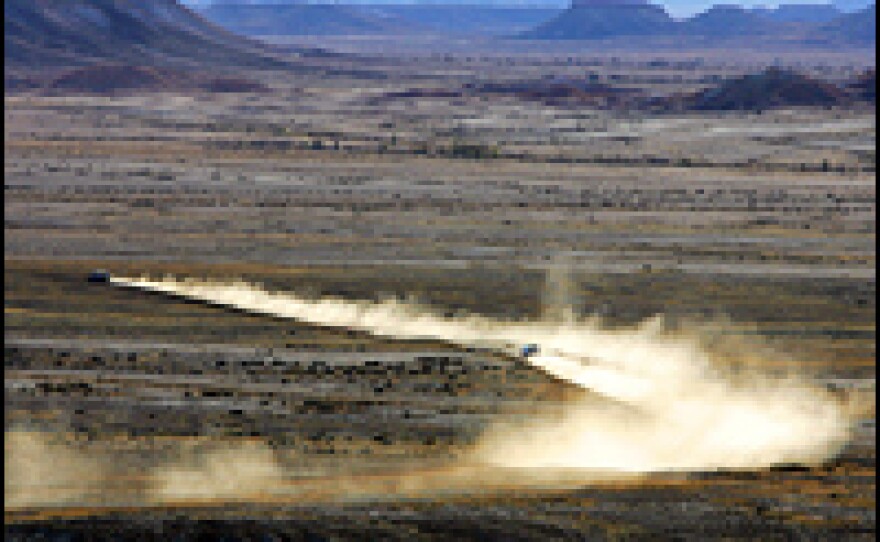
top-left (4, 0), bottom-right (293, 69)
top-left (48, 64), bottom-right (192, 92)
top-left (518, 0), bottom-right (674, 40)
top-left (43, 63), bottom-right (270, 94)
top-left (469, 78), bottom-right (640, 107)
top-left (685, 67), bottom-right (848, 111)
top-left (845, 69), bottom-right (876, 102)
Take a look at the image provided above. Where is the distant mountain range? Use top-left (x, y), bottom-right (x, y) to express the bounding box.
top-left (5, 0), bottom-right (873, 109)
top-left (520, 1), bottom-right (875, 44)
top-left (752, 3), bottom-right (842, 23)
top-left (4, 0), bottom-right (875, 86)
top-left (813, 3), bottom-right (876, 45)
top-left (4, 0), bottom-right (297, 69)
top-left (352, 5), bottom-right (563, 35)
top-left (199, 3), bottom-right (407, 36)
top-left (193, 1), bottom-right (876, 46)
top-left (200, 3), bottom-right (563, 36)
top-left (2, 0), bottom-right (353, 94)
top-left (681, 5), bottom-right (781, 36)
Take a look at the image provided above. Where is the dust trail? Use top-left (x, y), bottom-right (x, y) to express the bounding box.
top-left (151, 440), bottom-right (285, 502)
top-left (541, 254), bottom-right (579, 323)
top-left (5, 430), bottom-right (102, 508)
top-left (110, 275), bottom-right (853, 474)
top-left (150, 445), bottom-right (632, 505)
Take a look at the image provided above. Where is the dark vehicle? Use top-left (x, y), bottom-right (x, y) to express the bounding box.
top-left (520, 344), bottom-right (540, 358)
top-left (87, 270), bottom-right (111, 283)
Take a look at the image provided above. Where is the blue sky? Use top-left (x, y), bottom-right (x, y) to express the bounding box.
top-left (181, 1), bottom-right (872, 18)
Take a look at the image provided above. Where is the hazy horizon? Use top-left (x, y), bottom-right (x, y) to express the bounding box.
top-left (181, 0), bottom-right (875, 18)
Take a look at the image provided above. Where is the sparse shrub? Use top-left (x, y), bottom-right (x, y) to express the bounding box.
top-left (449, 140), bottom-right (500, 160)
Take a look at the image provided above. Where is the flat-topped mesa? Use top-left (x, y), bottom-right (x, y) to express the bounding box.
top-left (521, 0), bottom-right (673, 39)
top-left (571, 0), bottom-right (651, 7)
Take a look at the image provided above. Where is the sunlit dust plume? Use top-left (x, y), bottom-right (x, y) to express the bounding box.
top-left (110, 275), bottom-right (854, 474)
top-left (151, 440), bottom-right (284, 502)
top-left (4, 431), bottom-right (102, 508)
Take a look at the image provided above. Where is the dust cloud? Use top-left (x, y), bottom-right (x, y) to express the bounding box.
top-left (5, 430), bottom-right (102, 508)
top-left (112, 275), bottom-right (854, 474)
top-left (541, 254), bottom-right (579, 323)
top-left (3, 274), bottom-right (857, 510)
top-left (151, 440), bottom-right (285, 502)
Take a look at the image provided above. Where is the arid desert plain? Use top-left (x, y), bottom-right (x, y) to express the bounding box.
top-left (5, 46), bottom-right (876, 539)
